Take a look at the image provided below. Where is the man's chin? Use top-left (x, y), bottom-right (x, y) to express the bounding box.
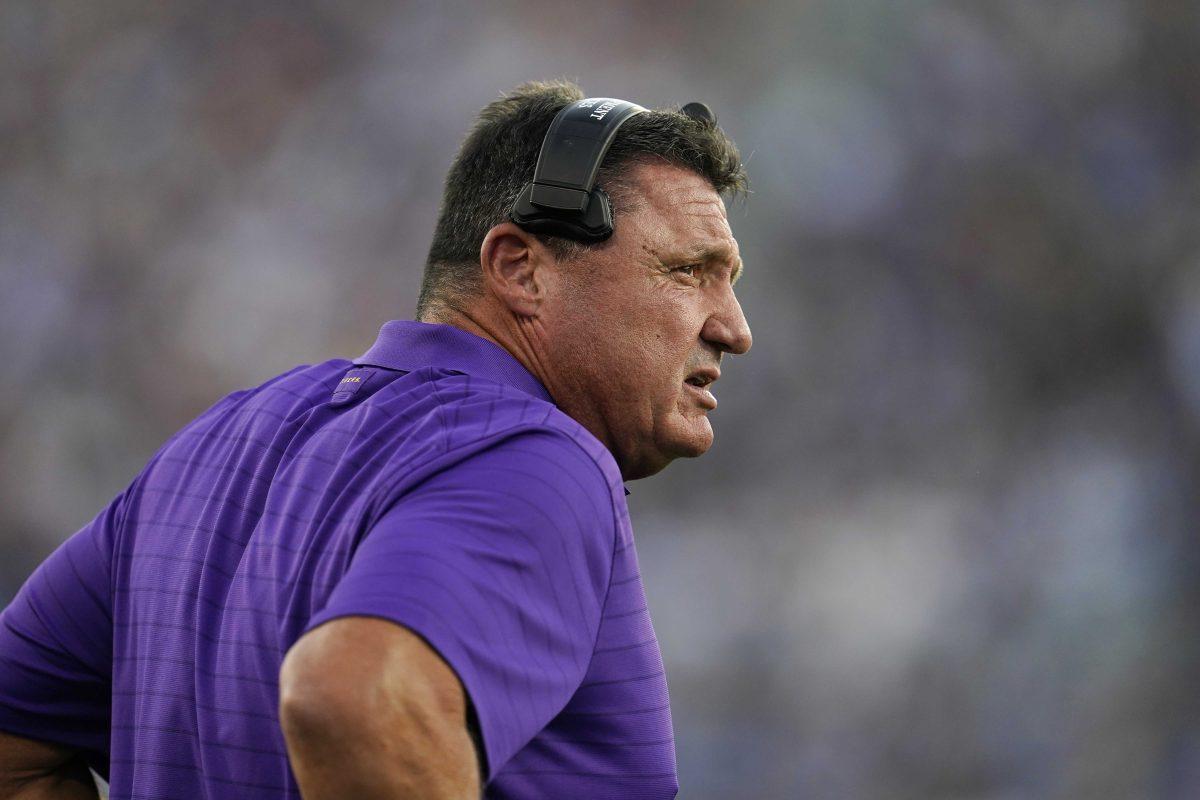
top-left (617, 423), bottom-right (713, 481)
top-left (663, 418), bottom-right (715, 460)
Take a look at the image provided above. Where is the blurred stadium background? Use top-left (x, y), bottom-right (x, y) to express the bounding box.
top-left (4, 1), bottom-right (1200, 798)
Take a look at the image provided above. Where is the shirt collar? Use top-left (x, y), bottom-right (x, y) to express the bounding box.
top-left (355, 320), bottom-right (630, 496)
top-left (354, 320), bottom-right (554, 404)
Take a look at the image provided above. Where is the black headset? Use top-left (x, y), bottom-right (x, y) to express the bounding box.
top-left (509, 97), bottom-right (715, 243)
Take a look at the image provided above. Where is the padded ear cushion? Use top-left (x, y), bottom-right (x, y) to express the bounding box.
top-left (510, 185), bottom-right (614, 243)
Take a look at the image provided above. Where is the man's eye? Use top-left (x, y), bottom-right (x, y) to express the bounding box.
top-left (673, 264), bottom-right (700, 277)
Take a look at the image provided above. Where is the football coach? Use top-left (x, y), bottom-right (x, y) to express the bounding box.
top-left (0, 80), bottom-right (752, 799)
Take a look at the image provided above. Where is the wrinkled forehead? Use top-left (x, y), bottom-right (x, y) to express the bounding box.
top-left (626, 163), bottom-right (739, 260)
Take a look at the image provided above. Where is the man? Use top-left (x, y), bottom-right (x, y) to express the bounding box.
top-left (0, 80), bottom-right (751, 799)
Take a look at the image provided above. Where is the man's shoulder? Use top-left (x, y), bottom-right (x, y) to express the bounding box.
top-left (148, 359), bottom-right (345, 449)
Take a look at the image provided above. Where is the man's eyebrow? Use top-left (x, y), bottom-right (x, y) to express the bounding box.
top-left (731, 257), bottom-right (744, 285)
top-left (670, 244), bottom-right (744, 284)
top-left (699, 250), bottom-right (745, 286)
top-left (662, 244), bottom-right (744, 284)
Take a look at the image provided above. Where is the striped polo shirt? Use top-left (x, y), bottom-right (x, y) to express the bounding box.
top-left (0, 320), bottom-right (679, 799)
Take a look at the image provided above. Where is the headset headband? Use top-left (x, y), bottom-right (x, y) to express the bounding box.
top-left (509, 97), bottom-right (646, 243)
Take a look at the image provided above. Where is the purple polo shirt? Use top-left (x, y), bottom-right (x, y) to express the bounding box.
top-left (0, 320), bottom-right (678, 799)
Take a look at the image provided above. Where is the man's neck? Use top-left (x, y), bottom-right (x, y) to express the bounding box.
top-left (419, 305), bottom-right (618, 459)
top-left (419, 304), bottom-right (556, 404)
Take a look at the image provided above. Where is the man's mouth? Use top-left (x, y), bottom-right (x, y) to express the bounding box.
top-left (683, 370), bottom-right (718, 409)
top-left (685, 367), bottom-right (720, 387)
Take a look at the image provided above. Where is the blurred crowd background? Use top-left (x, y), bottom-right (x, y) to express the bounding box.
top-left (3, 1), bottom-right (1200, 798)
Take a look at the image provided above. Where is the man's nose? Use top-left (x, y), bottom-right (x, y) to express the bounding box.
top-left (701, 289), bottom-right (752, 355)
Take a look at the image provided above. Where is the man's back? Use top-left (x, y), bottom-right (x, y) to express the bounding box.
top-left (0, 321), bottom-right (679, 799)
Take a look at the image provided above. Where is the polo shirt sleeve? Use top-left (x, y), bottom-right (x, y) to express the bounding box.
top-left (0, 487), bottom-right (123, 759)
top-left (304, 428), bottom-right (617, 783)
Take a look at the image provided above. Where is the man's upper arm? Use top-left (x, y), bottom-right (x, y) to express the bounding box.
top-left (300, 427), bottom-right (619, 784)
top-left (0, 488), bottom-right (124, 764)
top-left (279, 616), bottom-right (481, 799)
top-left (280, 616), bottom-right (472, 742)
top-left (0, 730), bottom-right (99, 799)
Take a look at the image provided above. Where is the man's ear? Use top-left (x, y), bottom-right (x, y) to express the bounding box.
top-left (479, 222), bottom-right (554, 317)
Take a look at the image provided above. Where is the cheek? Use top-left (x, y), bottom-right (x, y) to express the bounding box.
top-left (568, 284), bottom-right (705, 391)
top-left (653, 295), bottom-right (707, 354)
